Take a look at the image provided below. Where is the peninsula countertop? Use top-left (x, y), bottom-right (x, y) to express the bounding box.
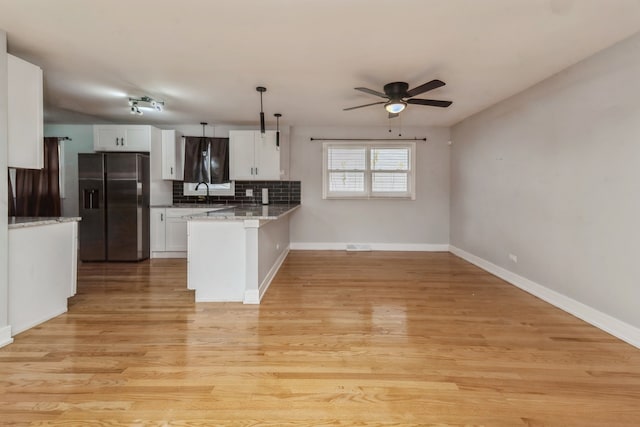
top-left (184, 204), bottom-right (300, 221)
top-left (8, 217), bottom-right (81, 229)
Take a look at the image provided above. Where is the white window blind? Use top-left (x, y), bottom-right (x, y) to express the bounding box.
top-left (323, 142), bottom-right (415, 199)
top-left (327, 147), bottom-right (366, 195)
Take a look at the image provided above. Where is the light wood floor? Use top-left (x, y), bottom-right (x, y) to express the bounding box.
top-left (1, 251), bottom-right (640, 426)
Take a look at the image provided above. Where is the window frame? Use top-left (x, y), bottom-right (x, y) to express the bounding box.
top-left (183, 136), bottom-right (234, 196)
top-left (183, 181), bottom-right (235, 197)
top-left (57, 140), bottom-right (65, 199)
top-left (322, 141), bottom-right (416, 200)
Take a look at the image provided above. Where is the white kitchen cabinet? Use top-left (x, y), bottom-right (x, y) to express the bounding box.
top-left (150, 208), bottom-right (166, 252)
top-left (93, 125), bottom-right (153, 152)
top-left (8, 220), bottom-right (78, 335)
top-left (161, 129), bottom-right (184, 180)
top-left (7, 54), bottom-right (44, 169)
top-left (150, 208), bottom-right (211, 258)
top-left (92, 125), bottom-right (170, 205)
top-left (229, 130), bottom-right (280, 180)
top-left (165, 212), bottom-right (189, 252)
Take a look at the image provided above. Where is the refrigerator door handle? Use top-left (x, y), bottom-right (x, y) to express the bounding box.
top-left (83, 189), bottom-right (100, 209)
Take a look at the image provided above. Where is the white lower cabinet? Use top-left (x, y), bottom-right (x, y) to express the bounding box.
top-left (150, 208), bottom-right (166, 253)
top-left (150, 208), bottom-right (211, 258)
top-left (8, 220), bottom-right (78, 336)
top-left (165, 212), bottom-right (190, 252)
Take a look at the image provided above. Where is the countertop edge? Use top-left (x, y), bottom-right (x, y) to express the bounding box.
top-left (186, 204), bottom-right (301, 221)
top-left (8, 217), bottom-right (82, 229)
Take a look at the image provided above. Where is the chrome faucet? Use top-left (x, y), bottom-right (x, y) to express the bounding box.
top-left (195, 181), bottom-right (210, 204)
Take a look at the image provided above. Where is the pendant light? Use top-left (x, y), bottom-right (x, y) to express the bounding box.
top-left (274, 113), bottom-right (282, 149)
top-left (256, 86), bottom-right (266, 134)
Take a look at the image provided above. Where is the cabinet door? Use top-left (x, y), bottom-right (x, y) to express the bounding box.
top-left (164, 209), bottom-right (211, 252)
top-left (161, 130), bottom-right (184, 180)
top-left (7, 54), bottom-right (44, 169)
top-left (161, 130), bottom-right (176, 179)
top-left (150, 208), bottom-right (166, 252)
top-left (165, 216), bottom-right (189, 252)
top-left (229, 130), bottom-right (256, 180)
top-left (94, 126), bottom-right (123, 151)
top-left (123, 126), bottom-right (151, 152)
top-left (93, 125), bottom-right (151, 152)
top-left (254, 131), bottom-right (281, 180)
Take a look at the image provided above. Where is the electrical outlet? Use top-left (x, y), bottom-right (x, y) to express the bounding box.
top-left (509, 253), bottom-right (518, 263)
top-left (245, 189), bottom-right (253, 197)
top-left (276, 243), bottom-right (280, 250)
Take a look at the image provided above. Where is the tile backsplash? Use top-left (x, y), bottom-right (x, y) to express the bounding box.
top-left (172, 180), bottom-right (301, 205)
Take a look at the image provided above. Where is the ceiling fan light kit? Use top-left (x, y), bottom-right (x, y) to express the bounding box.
top-left (385, 101), bottom-right (406, 114)
top-left (345, 79), bottom-right (452, 117)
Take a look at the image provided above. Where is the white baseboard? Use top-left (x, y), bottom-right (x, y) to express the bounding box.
top-left (244, 246), bottom-right (291, 304)
top-left (243, 290), bottom-right (260, 305)
top-left (151, 251), bottom-right (187, 259)
top-left (449, 245), bottom-right (640, 349)
top-left (11, 308), bottom-right (68, 337)
top-left (290, 242), bottom-right (450, 252)
top-left (0, 325), bottom-right (13, 348)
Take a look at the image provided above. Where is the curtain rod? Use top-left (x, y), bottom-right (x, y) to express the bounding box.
top-left (310, 137), bottom-right (426, 142)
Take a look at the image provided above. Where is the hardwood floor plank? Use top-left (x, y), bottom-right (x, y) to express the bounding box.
top-left (1, 252), bottom-right (639, 425)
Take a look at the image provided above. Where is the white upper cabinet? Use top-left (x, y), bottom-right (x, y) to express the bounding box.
top-left (229, 130), bottom-right (280, 180)
top-left (7, 54), bottom-right (44, 169)
top-left (93, 125), bottom-right (153, 152)
top-left (161, 129), bottom-right (184, 180)
top-left (92, 125), bottom-right (170, 204)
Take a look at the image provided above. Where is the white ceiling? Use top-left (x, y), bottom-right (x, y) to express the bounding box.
top-left (1, 0), bottom-right (639, 128)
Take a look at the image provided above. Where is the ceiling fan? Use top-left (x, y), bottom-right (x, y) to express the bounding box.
top-left (344, 80), bottom-right (452, 118)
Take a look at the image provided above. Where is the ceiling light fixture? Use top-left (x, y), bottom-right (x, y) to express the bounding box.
top-left (128, 96), bottom-right (165, 115)
top-left (384, 100), bottom-right (406, 114)
top-left (129, 101), bottom-right (143, 115)
top-left (256, 86), bottom-right (266, 134)
top-left (274, 113), bottom-right (282, 149)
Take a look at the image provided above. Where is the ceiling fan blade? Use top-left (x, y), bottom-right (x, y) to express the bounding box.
top-left (343, 101), bottom-right (386, 111)
top-left (355, 87), bottom-right (388, 98)
top-left (388, 112), bottom-right (399, 119)
top-left (407, 98), bottom-right (452, 108)
top-left (406, 79), bottom-right (446, 97)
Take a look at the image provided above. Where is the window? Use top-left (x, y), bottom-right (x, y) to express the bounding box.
top-left (322, 142), bottom-right (415, 199)
top-left (183, 181), bottom-right (235, 196)
top-left (183, 136), bottom-right (233, 196)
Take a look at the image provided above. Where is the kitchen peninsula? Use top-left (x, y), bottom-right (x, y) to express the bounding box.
top-left (186, 204), bottom-right (300, 304)
top-left (8, 217), bottom-right (80, 335)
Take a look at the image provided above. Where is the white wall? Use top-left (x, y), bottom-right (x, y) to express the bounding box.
top-left (451, 33), bottom-right (640, 336)
top-left (258, 215), bottom-right (290, 286)
top-left (0, 30), bottom-right (11, 346)
top-left (43, 124), bottom-right (94, 216)
top-left (289, 126), bottom-right (450, 249)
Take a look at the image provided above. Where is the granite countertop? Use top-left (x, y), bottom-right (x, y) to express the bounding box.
top-left (151, 203), bottom-right (233, 209)
top-left (8, 216), bottom-right (82, 229)
top-left (185, 204), bottom-right (300, 221)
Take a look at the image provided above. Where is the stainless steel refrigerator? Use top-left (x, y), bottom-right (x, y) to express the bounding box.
top-left (78, 153), bottom-right (150, 261)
